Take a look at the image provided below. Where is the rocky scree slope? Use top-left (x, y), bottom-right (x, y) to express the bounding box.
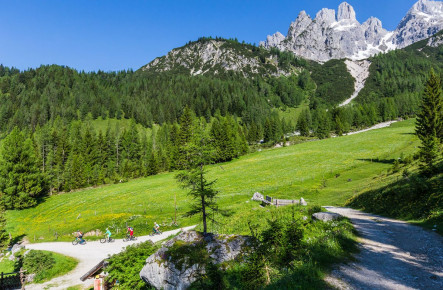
top-left (261, 0), bottom-right (443, 62)
top-left (141, 38), bottom-right (304, 77)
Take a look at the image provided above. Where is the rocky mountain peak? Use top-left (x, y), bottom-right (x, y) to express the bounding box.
top-left (395, 0), bottom-right (443, 48)
top-left (337, 2), bottom-right (357, 22)
top-left (411, 0), bottom-right (443, 14)
top-left (315, 8), bottom-right (336, 24)
top-left (261, 0), bottom-right (443, 62)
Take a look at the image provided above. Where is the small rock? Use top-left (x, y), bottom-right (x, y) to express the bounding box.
top-left (302, 216), bottom-right (308, 221)
top-left (300, 197), bottom-right (307, 206)
top-left (26, 273), bottom-right (35, 283)
top-left (252, 192), bottom-right (264, 202)
top-left (312, 212), bottom-right (343, 222)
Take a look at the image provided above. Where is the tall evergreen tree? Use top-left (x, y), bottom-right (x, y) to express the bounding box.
top-left (415, 69), bottom-right (443, 173)
top-left (0, 128), bottom-right (48, 209)
top-left (175, 122), bottom-right (223, 235)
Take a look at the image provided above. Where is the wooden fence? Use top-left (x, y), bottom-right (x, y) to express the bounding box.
top-left (273, 199), bottom-right (301, 207)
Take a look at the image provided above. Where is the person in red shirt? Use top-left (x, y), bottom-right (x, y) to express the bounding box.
top-left (127, 226), bottom-right (134, 239)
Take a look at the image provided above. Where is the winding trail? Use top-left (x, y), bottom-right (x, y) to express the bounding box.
top-left (324, 207), bottom-right (443, 290)
top-left (24, 226), bottom-right (196, 290)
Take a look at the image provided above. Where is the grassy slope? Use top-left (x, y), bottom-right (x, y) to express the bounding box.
top-left (0, 258), bottom-right (15, 273)
top-left (6, 120), bottom-right (418, 241)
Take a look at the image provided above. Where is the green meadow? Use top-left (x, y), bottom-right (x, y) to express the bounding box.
top-left (6, 119), bottom-right (419, 241)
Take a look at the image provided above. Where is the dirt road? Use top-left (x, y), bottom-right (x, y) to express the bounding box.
top-left (24, 226), bottom-right (196, 290)
top-left (325, 207), bottom-right (443, 290)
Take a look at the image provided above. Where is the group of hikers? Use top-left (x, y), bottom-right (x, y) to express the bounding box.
top-left (75, 221), bottom-right (161, 243)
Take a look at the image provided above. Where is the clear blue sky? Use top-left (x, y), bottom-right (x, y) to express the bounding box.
top-left (0, 0), bottom-right (420, 72)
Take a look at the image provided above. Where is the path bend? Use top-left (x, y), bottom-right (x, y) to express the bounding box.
top-left (24, 225), bottom-right (196, 290)
top-left (324, 207), bottom-right (443, 290)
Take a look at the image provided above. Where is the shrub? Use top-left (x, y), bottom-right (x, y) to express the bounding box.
top-left (106, 241), bottom-right (159, 289)
top-left (22, 251), bottom-right (56, 281)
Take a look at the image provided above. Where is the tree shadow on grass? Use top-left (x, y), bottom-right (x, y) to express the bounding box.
top-left (8, 234), bottom-right (26, 247)
top-left (357, 158), bottom-right (396, 164)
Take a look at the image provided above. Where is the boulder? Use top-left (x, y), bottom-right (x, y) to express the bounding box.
top-left (252, 192), bottom-right (264, 202)
top-left (11, 243), bottom-right (24, 255)
top-left (140, 231), bottom-right (249, 290)
top-left (312, 212), bottom-right (343, 222)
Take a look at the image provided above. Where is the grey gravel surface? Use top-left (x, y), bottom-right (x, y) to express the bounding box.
top-left (324, 207), bottom-right (443, 290)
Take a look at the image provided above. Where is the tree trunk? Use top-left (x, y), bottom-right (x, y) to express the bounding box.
top-left (200, 164), bottom-right (207, 235)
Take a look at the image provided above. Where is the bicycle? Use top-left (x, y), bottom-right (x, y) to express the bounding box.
top-left (100, 235), bottom-right (114, 243)
top-left (149, 229), bottom-right (162, 236)
top-left (123, 234), bottom-right (137, 242)
top-left (72, 237), bottom-right (86, 245)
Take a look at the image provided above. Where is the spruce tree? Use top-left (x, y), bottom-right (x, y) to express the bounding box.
top-left (415, 69), bottom-right (443, 173)
top-left (0, 128), bottom-right (48, 209)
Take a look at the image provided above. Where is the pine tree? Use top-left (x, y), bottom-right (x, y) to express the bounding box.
top-left (296, 109), bottom-right (311, 137)
top-left (177, 107), bottom-right (195, 169)
top-left (175, 122), bottom-right (223, 235)
top-left (0, 128), bottom-right (48, 209)
top-left (415, 69), bottom-right (443, 173)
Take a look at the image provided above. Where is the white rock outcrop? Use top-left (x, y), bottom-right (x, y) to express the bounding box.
top-left (140, 231), bottom-right (249, 290)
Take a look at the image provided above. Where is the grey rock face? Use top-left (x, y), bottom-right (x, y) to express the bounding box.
top-left (261, 1), bottom-right (443, 62)
top-left (140, 231), bottom-right (249, 290)
top-left (428, 33), bottom-right (443, 46)
top-left (312, 212), bottom-right (343, 222)
top-left (337, 2), bottom-right (356, 21)
top-left (394, 0), bottom-right (443, 48)
top-left (144, 39), bottom-right (292, 77)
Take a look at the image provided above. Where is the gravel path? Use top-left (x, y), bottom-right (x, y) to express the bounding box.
top-left (24, 226), bottom-right (196, 290)
top-left (324, 207), bottom-right (443, 290)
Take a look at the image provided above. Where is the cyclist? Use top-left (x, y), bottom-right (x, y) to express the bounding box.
top-left (153, 222), bottom-right (160, 234)
top-left (127, 226), bottom-right (134, 240)
top-left (76, 230), bottom-right (84, 243)
top-left (105, 228), bottom-right (112, 242)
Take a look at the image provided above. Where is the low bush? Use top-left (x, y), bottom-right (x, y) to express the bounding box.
top-left (106, 241), bottom-right (159, 289)
top-left (17, 250), bottom-right (77, 283)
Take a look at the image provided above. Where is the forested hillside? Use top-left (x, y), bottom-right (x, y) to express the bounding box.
top-left (356, 31), bottom-right (443, 115)
top-left (1, 35), bottom-right (441, 208)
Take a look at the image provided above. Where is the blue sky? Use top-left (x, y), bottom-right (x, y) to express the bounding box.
top-left (0, 0), bottom-right (420, 71)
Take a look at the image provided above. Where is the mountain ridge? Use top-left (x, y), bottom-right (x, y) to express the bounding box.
top-left (260, 0), bottom-right (443, 62)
